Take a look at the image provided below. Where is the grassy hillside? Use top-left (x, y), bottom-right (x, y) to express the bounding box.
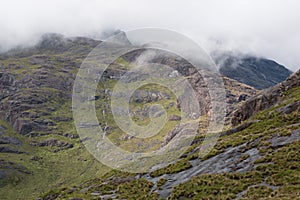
top-left (39, 82), bottom-right (300, 199)
top-left (0, 34), bottom-right (297, 199)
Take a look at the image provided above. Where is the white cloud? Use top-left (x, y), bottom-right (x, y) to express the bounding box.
top-left (0, 0), bottom-right (299, 71)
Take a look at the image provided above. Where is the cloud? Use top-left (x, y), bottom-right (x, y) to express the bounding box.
top-left (0, 0), bottom-right (299, 71)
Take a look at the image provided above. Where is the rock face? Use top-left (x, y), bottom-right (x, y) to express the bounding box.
top-left (0, 65), bottom-right (72, 135)
top-left (0, 34), bottom-right (101, 136)
top-left (223, 76), bottom-right (257, 118)
top-left (0, 125), bottom-right (22, 148)
top-left (0, 72), bottom-right (16, 100)
top-left (214, 52), bottom-right (292, 89)
top-left (231, 69), bottom-right (300, 125)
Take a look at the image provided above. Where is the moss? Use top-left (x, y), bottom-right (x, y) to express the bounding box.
top-left (117, 179), bottom-right (158, 200)
top-left (157, 178), bottom-right (167, 189)
top-left (169, 172), bottom-right (263, 200)
top-left (242, 185), bottom-right (274, 199)
top-left (239, 153), bottom-right (250, 162)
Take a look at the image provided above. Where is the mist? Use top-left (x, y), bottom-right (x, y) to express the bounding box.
top-left (0, 0), bottom-right (299, 71)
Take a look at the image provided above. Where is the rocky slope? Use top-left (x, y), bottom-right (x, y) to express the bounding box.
top-left (231, 69), bottom-right (300, 125)
top-left (40, 69), bottom-right (300, 199)
top-left (213, 52), bottom-right (292, 89)
top-left (1, 33), bottom-right (297, 199)
top-left (0, 34), bottom-right (106, 199)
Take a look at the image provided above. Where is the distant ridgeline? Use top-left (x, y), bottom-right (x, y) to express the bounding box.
top-left (213, 52), bottom-right (292, 90)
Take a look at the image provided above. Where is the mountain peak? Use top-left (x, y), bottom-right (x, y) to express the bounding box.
top-left (212, 51), bottom-right (292, 89)
top-left (36, 33), bottom-right (101, 52)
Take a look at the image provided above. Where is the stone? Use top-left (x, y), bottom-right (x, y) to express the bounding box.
top-left (0, 146), bottom-right (24, 154)
top-left (169, 115), bottom-right (181, 121)
top-left (232, 69), bottom-right (300, 125)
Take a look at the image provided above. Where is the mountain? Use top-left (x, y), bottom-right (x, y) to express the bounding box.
top-left (0, 33), bottom-right (298, 199)
top-left (39, 69), bottom-right (300, 200)
top-left (0, 34), bottom-right (105, 199)
top-left (213, 52), bottom-right (293, 89)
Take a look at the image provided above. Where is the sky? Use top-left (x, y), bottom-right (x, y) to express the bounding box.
top-left (0, 0), bottom-right (299, 71)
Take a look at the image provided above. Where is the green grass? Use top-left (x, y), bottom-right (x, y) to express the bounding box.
top-left (157, 178), bottom-right (167, 189)
top-left (39, 85), bottom-right (300, 199)
top-left (169, 171), bottom-right (263, 200)
top-left (150, 159), bottom-right (192, 177)
top-left (117, 179), bottom-right (158, 200)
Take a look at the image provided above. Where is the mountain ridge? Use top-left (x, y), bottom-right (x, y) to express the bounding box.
top-left (0, 34), bottom-right (298, 199)
top-left (213, 51), bottom-right (293, 89)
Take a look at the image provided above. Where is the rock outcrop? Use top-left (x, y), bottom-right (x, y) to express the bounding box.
top-left (232, 69), bottom-right (300, 125)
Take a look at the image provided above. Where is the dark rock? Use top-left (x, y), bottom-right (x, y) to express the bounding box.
top-left (0, 72), bottom-right (15, 86)
top-left (38, 139), bottom-right (57, 147)
top-left (30, 156), bottom-right (42, 161)
top-left (122, 135), bottom-right (134, 141)
top-left (0, 146), bottom-right (24, 154)
top-left (0, 125), bottom-right (6, 134)
top-left (38, 138), bottom-right (73, 149)
top-left (277, 100), bottom-right (300, 114)
top-left (13, 118), bottom-right (34, 135)
top-left (169, 102), bottom-right (175, 107)
top-left (0, 73), bottom-right (17, 100)
top-left (169, 115), bottom-right (181, 121)
top-left (63, 133), bottom-right (79, 139)
top-left (130, 90), bottom-right (170, 103)
top-left (0, 169), bottom-right (7, 179)
top-left (0, 159), bottom-right (30, 176)
top-left (33, 118), bottom-right (55, 126)
top-left (0, 136), bottom-right (22, 146)
top-left (66, 144), bottom-right (74, 148)
top-left (238, 94), bottom-right (250, 102)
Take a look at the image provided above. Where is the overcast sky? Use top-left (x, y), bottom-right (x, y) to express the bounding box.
top-left (0, 0), bottom-right (299, 71)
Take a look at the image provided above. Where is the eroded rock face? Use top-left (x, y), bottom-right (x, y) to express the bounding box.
top-left (232, 70), bottom-right (300, 126)
top-left (223, 77), bottom-right (257, 118)
top-left (0, 77), bottom-right (69, 135)
top-left (277, 100), bottom-right (300, 114)
top-left (0, 159), bottom-right (30, 180)
top-left (0, 34), bottom-right (100, 126)
top-left (0, 73), bottom-right (17, 100)
top-left (0, 124), bottom-right (22, 147)
top-left (37, 138), bottom-right (73, 148)
top-left (161, 76), bottom-right (257, 147)
top-left (0, 35), bottom-right (92, 135)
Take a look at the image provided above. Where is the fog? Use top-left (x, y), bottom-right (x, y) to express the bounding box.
top-left (0, 0), bottom-right (299, 71)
